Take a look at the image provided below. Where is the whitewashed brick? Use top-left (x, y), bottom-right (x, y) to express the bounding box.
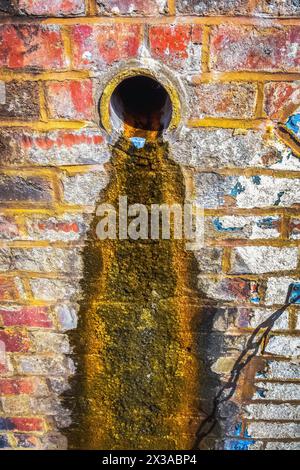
top-left (245, 403), bottom-right (300, 420)
top-left (247, 422), bottom-right (300, 438)
top-left (266, 442), bottom-right (300, 450)
top-left (256, 360), bottom-right (300, 380)
top-left (61, 170), bottom-right (109, 205)
top-left (30, 279), bottom-right (78, 301)
top-left (265, 277), bottom-right (300, 305)
top-left (254, 382), bottom-right (300, 401)
top-left (265, 336), bottom-right (300, 357)
top-left (231, 247), bottom-right (298, 274)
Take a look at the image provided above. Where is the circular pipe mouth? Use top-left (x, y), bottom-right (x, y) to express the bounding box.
top-left (100, 68), bottom-right (182, 137)
top-left (110, 75), bottom-right (173, 134)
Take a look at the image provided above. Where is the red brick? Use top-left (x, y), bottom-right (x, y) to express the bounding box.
top-left (36, 220), bottom-right (80, 234)
top-left (45, 80), bottom-right (95, 120)
top-left (18, 0), bottom-right (85, 16)
top-left (0, 330), bottom-right (30, 353)
top-left (210, 25), bottom-right (300, 72)
top-left (0, 128), bottom-right (106, 166)
top-left (0, 25), bottom-right (66, 70)
top-left (96, 0), bottom-right (167, 15)
top-left (71, 24), bottom-right (142, 69)
top-left (190, 82), bottom-right (256, 119)
top-left (149, 24), bottom-right (202, 72)
top-left (0, 378), bottom-right (34, 395)
top-left (0, 278), bottom-right (19, 301)
top-left (9, 417), bottom-right (44, 432)
top-left (264, 82), bottom-right (300, 120)
top-left (0, 307), bottom-right (53, 328)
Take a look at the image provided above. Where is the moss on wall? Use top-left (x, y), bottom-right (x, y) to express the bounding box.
top-left (66, 137), bottom-right (201, 449)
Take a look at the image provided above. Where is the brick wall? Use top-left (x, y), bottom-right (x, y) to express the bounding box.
top-left (0, 0), bottom-right (299, 450)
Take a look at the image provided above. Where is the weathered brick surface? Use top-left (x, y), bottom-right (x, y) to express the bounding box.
top-left (177, 0), bottom-right (251, 15)
top-left (40, 432), bottom-right (67, 450)
top-left (11, 247), bottom-right (82, 274)
top-left (253, 382), bottom-right (300, 400)
top-left (257, 360), bottom-right (300, 380)
top-left (198, 276), bottom-right (259, 303)
top-left (0, 128), bottom-right (109, 166)
top-left (0, 0), bottom-right (17, 14)
top-left (265, 277), bottom-right (300, 305)
top-left (45, 80), bottom-right (95, 121)
top-left (190, 82), bottom-right (256, 119)
top-left (247, 422), bottom-right (300, 439)
top-left (196, 174), bottom-right (300, 208)
top-left (0, 25), bottom-right (66, 70)
top-left (18, 0), bottom-right (86, 16)
top-left (15, 354), bottom-right (74, 376)
top-left (0, 417), bottom-right (44, 431)
top-left (255, 0), bottom-right (300, 16)
top-left (55, 304), bottom-right (78, 331)
top-left (210, 25), bottom-right (300, 72)
top-left (71, 24), bottom-right (142, 70)
top-left (266, 442), bottom-right (300, 450)
top-left (0, 306), bottom-right (53, 328)
top-left (96, 0), bottom-right (168, 15)
top-left (25, 214), bottom-right (89, 241)
top-left (0, 176), bottom-right (53, 203)
top-left (30, 279), bottom-right (77, 301)
top-left (211, 306), bottom-right (288, 331)
top-left (236, 308), bottom-right (288, 330)
top-left (290, 218), bottom-right (300, 240)
top-left (1, 395), bottom-right (33, 414)
top-left (61, 170), bottom-right (109, 205)
top-left (171, 128), bottom-right (300, 171)
top-left (149, 24), bottom-right (202, 72)
top-left (194, 247), bottom-right (223, 273)
top-left (265, 335), bottom-right (300, 357)
top-left (14, 433), bottom-right (41, 449)
top-left (30, 331), bottom-right (70, 354)
top-left (0, 377), bottom-right (48, 396)
top-left (264, 81), bottom-right (300, 119)
top-left (0, 278), bottom-right (21, 301)
top-left (0, 216), bottom-right (19, 239)
top-left (231, 246), bottom-right (298, 274)
top-left (0, 330), bottom-right (30, 353)
top-left (0, 434), bottom-right (11, 448)
top-left (0, 81), bottom-right (39, 120)
top-left (205, 216), bottom-right (281, 240)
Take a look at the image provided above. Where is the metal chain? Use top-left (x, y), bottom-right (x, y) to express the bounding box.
top-left (193, 283), bottom-right (300, 449)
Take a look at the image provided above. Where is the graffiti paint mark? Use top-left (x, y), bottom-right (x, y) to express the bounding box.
top-left (252, 175), bottom-right (261, 185)
top-left (230, 182), bottom-right (245, 198)
top-left (274, 191), bottom-right (284, 206)
top-left (286, 113), bottom-right (300, 137)
top-left (212, 218), bottom-right (241, 233)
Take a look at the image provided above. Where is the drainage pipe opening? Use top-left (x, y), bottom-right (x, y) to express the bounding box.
top-left (109, 75), bottom-right (173, 135)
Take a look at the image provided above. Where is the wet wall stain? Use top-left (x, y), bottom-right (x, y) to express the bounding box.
top-left (65, 136), bottom-right (204, 449)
